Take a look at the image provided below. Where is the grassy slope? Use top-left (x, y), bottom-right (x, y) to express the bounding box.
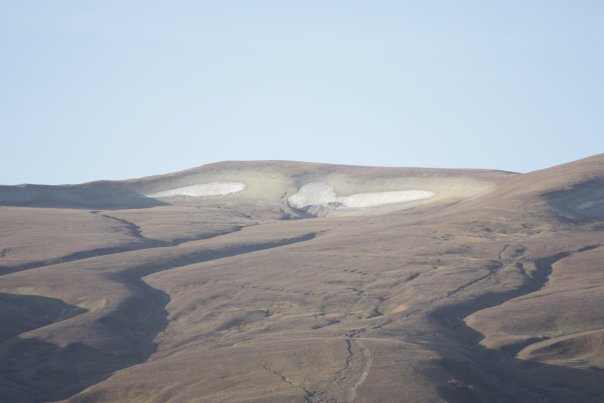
top-left (0, 155), bottom-right (602, 402)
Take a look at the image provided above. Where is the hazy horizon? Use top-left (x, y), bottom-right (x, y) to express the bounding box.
top-left (2, 1), bottom-right (603, 185)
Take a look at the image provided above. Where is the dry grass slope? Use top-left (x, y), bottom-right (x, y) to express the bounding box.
top-left (0, 155), bottom-right (603, 402)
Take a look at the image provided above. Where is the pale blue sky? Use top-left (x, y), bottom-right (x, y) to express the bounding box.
top-left (1, 1), bottom-right (603, 184)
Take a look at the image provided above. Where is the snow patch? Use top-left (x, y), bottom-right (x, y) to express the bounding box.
top-left (288, 182), bottom-right (338, 208)
top-left (288, 182), bottom-right (435, 210)
top-left (577, 198), bottom-right (604, 210)
top-left (342, 190), bottom-right (436, 208)
top-left (147, 182), bottom-right (246, 198)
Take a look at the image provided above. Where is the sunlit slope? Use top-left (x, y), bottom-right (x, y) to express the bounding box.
top-left (0, 155), bottom-right (603, 402)
top-left (0, 160), bottom-right (512, 216)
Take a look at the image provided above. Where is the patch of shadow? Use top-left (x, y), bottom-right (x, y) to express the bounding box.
top-left (444, 245), bottom-right (472, 255)
top-left (430, 251), bottom-right (572, 341)
top-left (577, 244), bottom-right (600, 253)
top-left (0, 232), bottom-right (321, 402)
top-left (0, 293), bottom-right (87, 343)
top-left (589, 366), bottom-right (604, 374)
top-left (0, 223), bottom-right (249, 277)
top-left (498, 336), bottom-right (550, 357)
top-left (431, 352), bottom-right (604, 403)
top-left (283, 206), bottom-right (317, 220)
top-left (216, 310), bottom-right (272, 332)
top-left (366, 295), bottom-right (386, 319)
top-left (0, 183), bottom-right (167, 210)
top-left (312, 319), bottom-right (341, 330)
top-left (428, 247), bottom-right (604, 402)
top-left (325, 280), bottom-right (346, 285)
top-left (278, 192), bottom-right (315, 220)
top-left (0, 241), bottom-right (165, 276)
top-left (0, 279), bottom-right (169, 402)
top-left (545, 178), bottom-right (604, 223)
top-left (0, 338), bottom-right (136, 402)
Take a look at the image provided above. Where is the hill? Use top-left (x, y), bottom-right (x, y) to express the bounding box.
top-left (0, 155), bottom-right (603, 402)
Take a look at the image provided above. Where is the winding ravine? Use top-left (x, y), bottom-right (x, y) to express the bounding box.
top-left (0, 230), bottom-right (321, 401)
top-left (428, 243), bottom-right (601, 401)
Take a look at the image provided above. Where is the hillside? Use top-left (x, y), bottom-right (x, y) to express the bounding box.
top-left (0, 155), bottom-right (603, 402)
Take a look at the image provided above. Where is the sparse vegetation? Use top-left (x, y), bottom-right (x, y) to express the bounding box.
top-left (1, 156), bottom-right (603, 402)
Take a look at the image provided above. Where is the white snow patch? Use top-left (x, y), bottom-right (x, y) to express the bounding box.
top-left (577, 198), bottom-right (604, 210)
top-left (147, 182), bottom-right (246, 198)
top-left (288, 182), bottom-right (435, 210)
top-left (342, 190), bottom-right (436, 208)
top-left (287, 182), bottom-right (338, 208)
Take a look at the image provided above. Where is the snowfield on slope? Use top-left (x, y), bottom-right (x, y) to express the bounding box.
top-left (577, 197), bottom-right (604, 210)
top-left (288, 182), bottom-right (435, 209)
top-left (147, 182), bottom-right (246, 198)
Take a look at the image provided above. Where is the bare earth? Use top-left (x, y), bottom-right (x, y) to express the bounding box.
top-left (1, 155), bottom-right (603, 402)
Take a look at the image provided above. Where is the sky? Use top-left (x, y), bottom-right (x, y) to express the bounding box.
top-left (1, 1), bottom-right (603, 185)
